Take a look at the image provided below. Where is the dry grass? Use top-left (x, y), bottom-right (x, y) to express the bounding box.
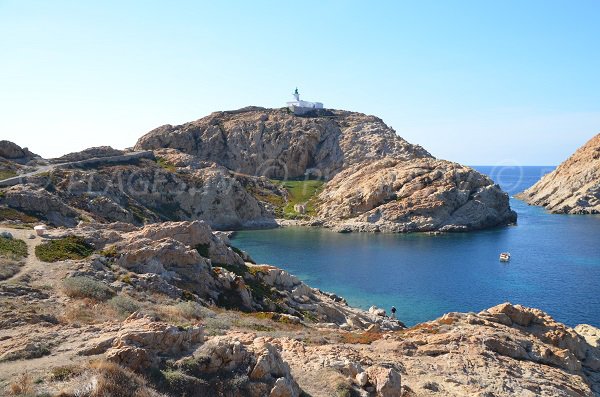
top-left (57, 360), bottom-right (162, 397)
top-left (150, 301), bottom-right (215, 324)
top-left (7, 373), bottom-right (34, 396)
top-left (49, 365), bottom-right (82, 382)
top-left (60, 300), bottom-right (118, 325)
top-left (0, 257), bottom-right (23, 280)
top-left (410, 322), bottom-right (441, 334)
top-left (62, 277), bottom-right (115, 301)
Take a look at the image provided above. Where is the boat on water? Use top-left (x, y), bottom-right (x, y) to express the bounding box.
top-left (499, 252), bottom-right (511, 262)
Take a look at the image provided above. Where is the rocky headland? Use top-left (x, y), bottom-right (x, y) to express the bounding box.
top-left (517, 133), bottom-right (600, 214)
top-left (1, 107), bottom-right (517, 233)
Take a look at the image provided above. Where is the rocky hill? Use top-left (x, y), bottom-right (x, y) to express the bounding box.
top-left (0, 221), bottom-right (599, 396)
top-left (135, 107), bottom-right (517, 232)
top-left (0, 107), bottom-right (516, 233)
top-left (134, 107), bottom-right (432, 180)
top-left (517, 133), bottom-right (600, 214)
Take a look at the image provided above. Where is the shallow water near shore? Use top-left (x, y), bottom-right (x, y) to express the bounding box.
top-left (232, 166), bottom-right (600, 327)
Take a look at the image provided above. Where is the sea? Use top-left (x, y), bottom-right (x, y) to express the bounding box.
top-left (232, 166), bottom-right (600, 327)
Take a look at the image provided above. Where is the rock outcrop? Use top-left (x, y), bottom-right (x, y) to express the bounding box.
top-left (277, 302), bottom-right (600, 396)
top-left (48, 220), bottom-right (403, 329)
top-left (104, 312), bottom-right (204, 371)
top-left (317, 157), bottom-right (516, 232)
top-left (517, 133), bottom-right (600, 214)
top-left (135, 108), bottom-right (432, 179)
top-left (50, 145), bottom-right (125, 163)
top-left (0, 140), bottom-right (39, 164)
top-left (0, 159), bottom-right (279, 229)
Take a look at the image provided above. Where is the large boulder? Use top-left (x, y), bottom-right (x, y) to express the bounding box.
top-left (0, 140), bottom-right (38, 163)
top-left (105, 313), bottom-right (204, 371)
top-left (183, 336), bottom-right (301, 397)
top-left (365, 366), bottom-right (402, 397)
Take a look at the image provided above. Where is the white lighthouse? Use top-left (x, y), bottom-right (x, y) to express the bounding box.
top-left (286, 88), bottom-right (323, 115)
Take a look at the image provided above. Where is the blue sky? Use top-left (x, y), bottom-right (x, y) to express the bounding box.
top-left (1, 1), bottom-right (598, 164)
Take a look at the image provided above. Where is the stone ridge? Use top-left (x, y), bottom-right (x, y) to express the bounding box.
top-left (134, 107), bottom-right (432, 180)
top-left (517, 133), bottom-right (600, 214)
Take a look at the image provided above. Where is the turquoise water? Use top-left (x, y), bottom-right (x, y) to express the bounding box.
top-left (232, 166), bottom-right (600, 327)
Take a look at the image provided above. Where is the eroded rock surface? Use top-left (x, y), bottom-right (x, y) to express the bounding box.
top-left (135, 108), bottom-right (431, 179)
top-left (317, 157), bottom-right (516, 232)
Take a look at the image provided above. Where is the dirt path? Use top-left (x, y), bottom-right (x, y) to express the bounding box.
top-left (0, 227), bottom-right (44, 284)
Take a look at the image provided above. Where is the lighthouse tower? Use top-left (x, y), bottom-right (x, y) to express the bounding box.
top-left (286, 88), bottom-right (323, 115)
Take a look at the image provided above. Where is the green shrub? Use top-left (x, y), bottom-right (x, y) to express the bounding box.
top-left (0, 236), bottom-right (27, 258)
top-left (35, 236), bottom-right (94, 262)
top-left (0, 169), bottom-right (17, 180)
top-left (49, 365), bottom-right (81, 381)
top-left (156, 157), bottom-right (177, 173)
top-left (175, 301), bottom-right (216, 320)
top-left (108, 295), bottom-right (140, 315)
top-left (195, 243), bottom-right (210, 258)
top-left (0, 205), bottom-right (39, 223)
top-left (62, 276), bottom-right (115, 301)
top-left (100, 245), bottom-right (119, 258)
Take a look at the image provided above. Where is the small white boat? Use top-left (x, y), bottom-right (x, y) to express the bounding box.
top-left (499, 252), bottom-right (511, 262)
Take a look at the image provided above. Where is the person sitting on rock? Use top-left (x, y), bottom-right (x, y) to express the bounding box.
top-left (391, 306), bottom-right (397, 319)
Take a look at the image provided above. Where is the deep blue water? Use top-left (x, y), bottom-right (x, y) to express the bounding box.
top-left (232, 166), bottom-right (600, 327)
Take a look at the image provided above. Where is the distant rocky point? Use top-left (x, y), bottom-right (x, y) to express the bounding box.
top-left (517, 133), bottom-right (600, 214)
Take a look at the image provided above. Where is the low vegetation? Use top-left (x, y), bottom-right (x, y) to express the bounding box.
top-left (0, 206), bottom-right (39, 223)
top-left (49, 365), bottom-right (82, 382)
top-left (7, 373), bottom-right (33, 396)
top-left (272, 179), bottom-right (325, 218)
top-left (0, 236), bottom-right (28, 258)
top-left (62, 276), bottom-right (115, 301)
top-left (156, 156), bottom-right (177, 173)
top-left (35, 236), bottom-right (94, 262)
top-left (108, 295), bottom-right (141, 316)
top-left (195, 243), bottom-right (210, 258)
top-left (0, 257), bottom-right (23, 280)
top-left (0, 169), bottom-right (17, 180)
top-left (57, 360), bottom-right (160, 397)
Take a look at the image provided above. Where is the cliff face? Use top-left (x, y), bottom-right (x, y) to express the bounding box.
top-left (517, 133), bottom-right (600, 214)
top-left (135, 107), bottom-right (432, 180)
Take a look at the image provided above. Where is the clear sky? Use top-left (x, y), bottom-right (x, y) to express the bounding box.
top-left (1, 1), bottom-right (598, 165)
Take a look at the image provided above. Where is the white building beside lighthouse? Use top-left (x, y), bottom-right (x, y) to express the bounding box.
top-left (286, 88), bottom-right (323, 115)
